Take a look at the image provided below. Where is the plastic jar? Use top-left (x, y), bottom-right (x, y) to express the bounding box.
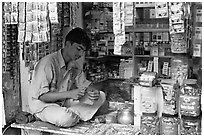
top-left (160, 114), bottom-right (179, 135)
top-left (160, 79), bottom-right (179, 115)
top-left (140, 114), bottom-right (160, 135)
top-left (180, 115), bottom-right (201, 135)
top-left (180, 79), bottom-right (201, 117)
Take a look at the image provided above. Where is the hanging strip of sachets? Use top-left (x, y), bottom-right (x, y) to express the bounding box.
top-left (169, 2), bottom-right (187, 53)
top-left (70, 2), bottom-right (79, 27)
top-left (18, 2), bottom-right (26, 42)
top-left (48, 2), bottom-right (59, 24)
top-left (2, 3), bottom-right (19, 78)
top-left (4, 2), bottom-right (18, 24)
top-left (124, 2), bottom-right (133, 26)
top-left (17, 2), bottom-right (58, 43)
top-left (50, 3), bottom-right (63, 52)
top-left (113, 2), bottom-right (126, 55)
top-left (27, 2), bottom-right (49, 43)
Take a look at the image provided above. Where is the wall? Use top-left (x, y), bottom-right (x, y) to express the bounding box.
top-left (20, 44), bottom-right (30, 112)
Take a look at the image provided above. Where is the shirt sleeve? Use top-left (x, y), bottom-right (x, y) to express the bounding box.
top-left (33, 62), bottom-right (55, 98)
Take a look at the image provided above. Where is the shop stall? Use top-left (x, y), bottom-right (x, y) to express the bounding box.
top-left (2, 2), bottom-right (202, 135)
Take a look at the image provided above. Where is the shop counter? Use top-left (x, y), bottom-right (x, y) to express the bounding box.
top-left (11, 121), bottom-right (140, 135)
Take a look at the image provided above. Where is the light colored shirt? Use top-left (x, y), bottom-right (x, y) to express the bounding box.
top-left (28, 49), bottom-right (91, 114)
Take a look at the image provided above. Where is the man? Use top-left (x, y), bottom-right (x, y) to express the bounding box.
top-left (28, 27), bottom-right (106, 127)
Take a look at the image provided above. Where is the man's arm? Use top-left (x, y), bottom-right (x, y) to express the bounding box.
top-left (38, 88), bottom-right (84, 103)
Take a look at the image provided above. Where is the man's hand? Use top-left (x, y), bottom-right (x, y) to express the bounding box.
top-left (69, 89), bottom-right (86, 100)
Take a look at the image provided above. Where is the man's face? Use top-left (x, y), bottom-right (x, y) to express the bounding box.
top-left (66, 42), bottom-right (85, 61)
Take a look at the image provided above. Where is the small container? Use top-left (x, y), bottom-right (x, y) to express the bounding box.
top-left (106, 111), bottom-right (118, 124)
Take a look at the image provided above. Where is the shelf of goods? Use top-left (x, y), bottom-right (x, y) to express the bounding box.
top-left (83, 2), bottom-right (202, 135)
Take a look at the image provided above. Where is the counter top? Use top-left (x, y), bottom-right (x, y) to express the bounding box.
top-left (11, 121), bottom-right (140, 135)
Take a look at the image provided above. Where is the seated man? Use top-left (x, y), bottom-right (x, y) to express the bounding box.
top-left (28, 27), bottom-right (106, 127)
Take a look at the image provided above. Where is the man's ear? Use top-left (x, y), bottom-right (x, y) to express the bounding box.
top-left (65, 41), bottom-right (71, 47)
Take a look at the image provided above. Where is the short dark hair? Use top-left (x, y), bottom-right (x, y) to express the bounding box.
top-left (65, 27), bottom-right (91, 51)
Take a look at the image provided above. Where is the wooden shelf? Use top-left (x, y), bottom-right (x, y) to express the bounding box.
top-left (92, 28), bottom-right (169, 34)
top-left (134, 55), bottom-right (172, 58)
top-left (92, 79), bottom-right (108, 84)
top-left (98, 30), bottom-right (113, 33)
top-left (91, 28), bottom-right (169, 33)
top-left (106, 55), bottom-right (133, 58)
top-left (86, 55), bottom-right (132, 61)
top-left (135, 3), bottom-right (155, 8)
top-left (108, 78), bottom-right (128, 81)
top-left (92, 78), bottom-right (130, 84)
top-left (125, 27), bottom-right (169, 33)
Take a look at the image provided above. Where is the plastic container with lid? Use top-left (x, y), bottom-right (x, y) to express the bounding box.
top-left (180, 115), bottom-right (201, 135)
top-left (140, 87), bottom-right (158, 114)
top-left (160, 114), bottom-right (179, 135)
top-left (160, 79), bottom-right (179, 115)
top-left (140, 113), bottom-right (160, 135)
top-left (179, 79), bottom-right (201, 117)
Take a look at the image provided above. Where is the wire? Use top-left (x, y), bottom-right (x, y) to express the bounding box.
top-left (2, 124), bottom-right (11, 135)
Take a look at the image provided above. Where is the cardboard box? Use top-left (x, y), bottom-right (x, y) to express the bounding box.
top-left (151, 45), bottom-right (159, 56)
top-left (196, 9), bottom-right (202, 22)
top-left (157, 33), bottom-right (163, 42)
top-left (195, 27), bottom-right (202, 39)
top-left (143, 32), bottom-right (150, 41)
top-left (162, 32), bottom-right (169, 41)
top-left (150, 9), bottom-right (156, 18)
top-left (152, 32), bottom-right (157, 41)
top-left (193, 44), bottom-right (201, 57)
top-left (143, 8), bottom-right (150, 19)
top-left (125, 33), bottom-right (130, 41)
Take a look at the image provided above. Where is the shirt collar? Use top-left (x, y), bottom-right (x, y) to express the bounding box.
top-left (57, 49), bottom-right (73, 71)
top-left (57, 49), bottom-right (66, 69)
